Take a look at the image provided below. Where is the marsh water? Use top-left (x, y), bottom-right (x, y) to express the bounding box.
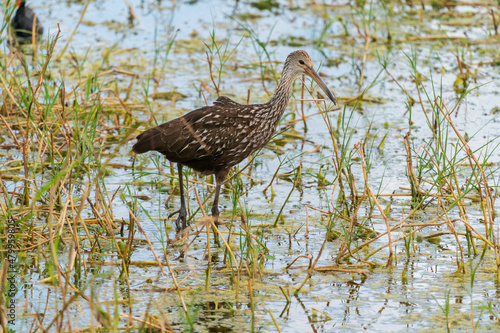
top-left (2, 0), bottom-right (500, 332)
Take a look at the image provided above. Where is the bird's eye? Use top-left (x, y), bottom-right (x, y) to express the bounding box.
top-left (299, 60), bottom-right (305, 65)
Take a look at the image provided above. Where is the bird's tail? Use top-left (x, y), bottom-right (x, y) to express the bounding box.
top-left (132, 129), bottom-right (161, 154)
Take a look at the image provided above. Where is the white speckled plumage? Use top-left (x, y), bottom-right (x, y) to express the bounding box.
top-left (133, 50), bottom-right (336, 230)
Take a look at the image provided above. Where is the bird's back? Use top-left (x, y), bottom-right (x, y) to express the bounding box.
top-left (11, 3), bottom-right (43, 40)
top-left (133, 96), bottom-right (271, 174)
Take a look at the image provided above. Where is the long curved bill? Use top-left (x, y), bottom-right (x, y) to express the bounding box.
top-left (304, 66), bottom-right (337, 105)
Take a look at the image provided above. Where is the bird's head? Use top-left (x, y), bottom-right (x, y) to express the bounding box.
top-left (285, 50), bottom-right (336, 105)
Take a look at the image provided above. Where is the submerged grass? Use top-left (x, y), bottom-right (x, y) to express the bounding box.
top-left (0, 0), bottom-right (500, 332)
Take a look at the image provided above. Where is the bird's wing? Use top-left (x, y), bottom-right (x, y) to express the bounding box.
top-left (213, 96), bottom-right (242, 108)
top-left (134, 99), bottom-right (255, 164)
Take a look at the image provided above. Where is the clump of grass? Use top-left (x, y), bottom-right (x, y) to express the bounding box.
top-left (204, 27), bottom-right (242, 97)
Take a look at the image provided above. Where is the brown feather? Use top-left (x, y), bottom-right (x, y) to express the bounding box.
top-left (132, 50), bottom-right (336, 230)
top-left (133, 97), bottom-right (258, 175)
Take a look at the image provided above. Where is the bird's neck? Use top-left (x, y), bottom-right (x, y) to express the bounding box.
top-left (267, 64), bottom-right (297, 117)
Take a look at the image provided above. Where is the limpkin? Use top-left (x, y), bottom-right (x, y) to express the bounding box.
top-left (133, 50), bottom-right (336, 230)
top-left (11, 0), bottom-right (43, 44)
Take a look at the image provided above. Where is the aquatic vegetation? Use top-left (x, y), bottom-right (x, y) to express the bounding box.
top-left (0, 0), bottom-right (500, 332)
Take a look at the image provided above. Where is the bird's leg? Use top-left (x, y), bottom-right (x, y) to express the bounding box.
top-left (209, 182), bottom-right (222, 247)
top-left (211, 183), bottom-right (221, 227)
top-left (168, 164), bottom-right (187, 230)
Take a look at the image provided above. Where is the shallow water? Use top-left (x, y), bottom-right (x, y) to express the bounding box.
top-left (2, 0), bottom-right (500, 332)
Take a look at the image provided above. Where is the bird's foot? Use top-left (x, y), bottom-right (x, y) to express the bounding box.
top-left (168, 207), bottom-right (187, 231)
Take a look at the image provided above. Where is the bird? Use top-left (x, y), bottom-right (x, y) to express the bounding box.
top-left (132, 50), bottom-right (336, 230)
top-left (10, 0), bottom-right (44, 44)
